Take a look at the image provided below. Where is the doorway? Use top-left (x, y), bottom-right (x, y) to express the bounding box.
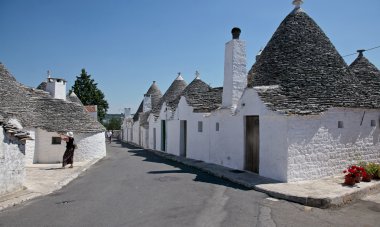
top-left (153, 128), bottom-right (156, 150)
top-left (245, 116), bottom-right (259, 173)
top-left (161, 120), bottom-right (166, 151)
top-left (179, 120), bottom-right (187, 157)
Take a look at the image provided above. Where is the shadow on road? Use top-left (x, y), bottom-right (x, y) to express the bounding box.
top-left (112, 140), bottom-right (249, 191)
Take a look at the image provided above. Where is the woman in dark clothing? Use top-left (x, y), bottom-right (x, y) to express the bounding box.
top-left (62, 131), bottom-right (75, 168)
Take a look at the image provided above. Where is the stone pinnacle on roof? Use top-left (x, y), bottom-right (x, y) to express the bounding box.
top-left (195, 70), bottom-right (201, 79)
top-left (176, 72), bottom-right (184, 81)
top-left (293, 0), bottom-right (304, 8)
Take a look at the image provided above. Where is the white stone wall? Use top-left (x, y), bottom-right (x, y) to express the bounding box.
top-left (35, 129), bottom-right (66, 163)
top-left (222, 39), bottom-right (247, 108)
top-left (24, 128), bottom-right (36, 165)
top-left (174, 97), bottom-right (211, 162)
top-left (166, 119), bottom-right (181, 156)
top-left (287, 108), bottom-right (380, 182)
top-left (132, 122), bottom-right (140, 145)
top-left (74, 132), bottom-right (106, 161)
top-left (35, 129), bottom-right (106, 163)
top-left (0, 129), bottom-right (25, 195)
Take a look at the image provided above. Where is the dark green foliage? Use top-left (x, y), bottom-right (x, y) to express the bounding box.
top-left (70, 69), bottom-right (109, 121)
top-left (105, 117), bottom-right (122, 130)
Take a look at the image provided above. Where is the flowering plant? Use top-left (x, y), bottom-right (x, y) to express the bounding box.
top-left (343, 165), bottom-right (366, 179)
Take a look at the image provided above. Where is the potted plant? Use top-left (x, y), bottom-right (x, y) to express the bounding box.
top-left (343, 165), bottom-right (365, 185)
top-left (360, 162), bottom-right (378, 181)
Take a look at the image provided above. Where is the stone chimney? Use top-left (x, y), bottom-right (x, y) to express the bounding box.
top-left (222, 27), bottom-right (247, 109)
top-left (143, 94), bottom-right (152, 112)
top-left (124, 108), bottom-right (131, 118)
top-left (45, 71), bottom-right (67, 100)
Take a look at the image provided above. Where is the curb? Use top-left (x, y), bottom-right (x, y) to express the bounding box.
top-left (0, 157), bottom-right (102, 212)
top-left (123, 141), bottom-right (380, 209)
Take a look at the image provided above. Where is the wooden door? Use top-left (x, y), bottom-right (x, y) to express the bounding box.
top-left (153, 128), bottom-right (156, 150)
top-left (161, 120), bottom-right (166, 151)
top-left (245, 116), bottom-right (259, 173)
top-left (180, 120), bottom-right (187, 157)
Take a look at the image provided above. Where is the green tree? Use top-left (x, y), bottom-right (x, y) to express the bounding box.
top-left (70, 69), bottom-right (109, 121)
top-left (105, 117), bottom-right (122, 130)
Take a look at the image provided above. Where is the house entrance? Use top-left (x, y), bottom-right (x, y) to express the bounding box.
top-left (179, 120), bottom-right (187, 157)
top-left (153, 128), bottom-right (156, 150)
top-left (161, 120), bottom-right (166, 151)
top-left (245, 116), bottom-right (259, 173)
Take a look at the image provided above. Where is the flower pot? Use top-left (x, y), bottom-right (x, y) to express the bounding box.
top-left (344, 176), bottom-right (356, 186)
top-left (355, 175), bottom-right (361, 183)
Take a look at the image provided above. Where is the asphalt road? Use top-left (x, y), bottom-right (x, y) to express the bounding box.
top-left (0, 140), bottom-right (380, 227)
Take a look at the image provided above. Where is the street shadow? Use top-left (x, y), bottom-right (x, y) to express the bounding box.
top-left (118, 141), bottom-right (249, 190)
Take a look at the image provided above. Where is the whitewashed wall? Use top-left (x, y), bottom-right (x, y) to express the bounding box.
top-left (74, 132), bottom-right (106, 161)
top-left (24, 128), bottom-right (36, 165)
top-left (287, 108), bottom-right (380, 182)
top-left (149, 115), bottom-right (161, 150)
top-left (175, 98), bottom-right (211, 162)
top-left (166, 119), bottom-right (181, 156)
top-left (132, 121), bottom-right (140, 145)
top-left (208, 88), bottom-right (289, 182)
top-left (35, 129), bottom-right (66, 163)
top-left (0, 129), bottom-right (25, 195)
top-left (35, 129), bottom-right (106, 163)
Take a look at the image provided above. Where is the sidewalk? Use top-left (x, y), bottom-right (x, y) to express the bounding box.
top-left (137, 145), bottom-right (380, 209)
top-left (0, 158), bottom-right (100, 211)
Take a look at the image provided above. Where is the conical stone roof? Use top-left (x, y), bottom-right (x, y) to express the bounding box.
top-left (247, 8), bottom-right (368, 114)
top-left (67, 91), bottom-right (84, 105)
top-left (152, 75), bottom-right (187, 115)
top-left (0, 62), bottom-right (104, 133)
top-left (170, 75), bottom-right (223, 113)
top-left (133, 81), bottom-right (162, 122)
top-left (349, 53), bottom-right (380, 106)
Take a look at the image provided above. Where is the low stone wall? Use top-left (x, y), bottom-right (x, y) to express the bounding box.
top-left (0, 129), bottom-right (25, 195)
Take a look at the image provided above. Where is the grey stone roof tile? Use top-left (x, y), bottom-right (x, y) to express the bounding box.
top-left (133, 81), bottom-right (162, 122)
top-left (152, 76), bottom-right (187, 115)
top-left (247, 9), bottom-right (375, 115)
top-left (0, 63), bottom-right (105, 133)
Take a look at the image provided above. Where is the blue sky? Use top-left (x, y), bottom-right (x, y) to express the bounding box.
top-left (1, 0), bottom-right (379, 114)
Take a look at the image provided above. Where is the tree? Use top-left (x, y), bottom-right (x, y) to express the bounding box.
top-left (105, 117), bottom-right (122, 130)
top-left (70, 69), bottom-right (109, 121)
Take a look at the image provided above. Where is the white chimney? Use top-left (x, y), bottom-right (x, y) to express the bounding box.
top-left (45, 74), bottom-right (67, 100)
top-left (124, 108), bottom-right (131, 118)
top-left (143, 94), bottom-right (152, 112)
top-left (222, 27), bottom-right (247, 109)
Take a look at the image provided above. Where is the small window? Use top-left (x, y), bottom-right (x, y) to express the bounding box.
top-left (216, 122), bottom-right (219, 131)
top-left (338, 121), bottom-right (344, 129)
top-left (198, 121), bottom-right (203, 132)
top-left (52, 137), bottom-right (62, 144)
top-left (371, 120), bottom-right (376, 127)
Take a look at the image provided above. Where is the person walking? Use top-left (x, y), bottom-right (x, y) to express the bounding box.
top-left (61, 131), bottom-right (75, 168)
top-left (106, 130), bottom-right (112, 143)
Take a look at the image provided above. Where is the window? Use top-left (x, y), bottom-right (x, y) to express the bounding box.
top-left (338, 121), bottom-right (344, 129)
top-left (52, 137), bottom-right (62, 144)
top-left (216, 122), bottom-right (219, 131)
top-left (371, 120), bottom-right (376, 127)
top-left (198, 121), bottom-right (203, 132)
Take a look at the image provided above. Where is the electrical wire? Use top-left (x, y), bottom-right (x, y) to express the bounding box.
top-left (343, 45), bottom-right (380, 58)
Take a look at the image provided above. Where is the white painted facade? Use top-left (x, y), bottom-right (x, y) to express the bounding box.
top-left (34, 129), bottom-right (106, 164)
top-left (121, 25), bottom-right (380, 183)
top-left (0, 129), bottom-right (25, 195)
